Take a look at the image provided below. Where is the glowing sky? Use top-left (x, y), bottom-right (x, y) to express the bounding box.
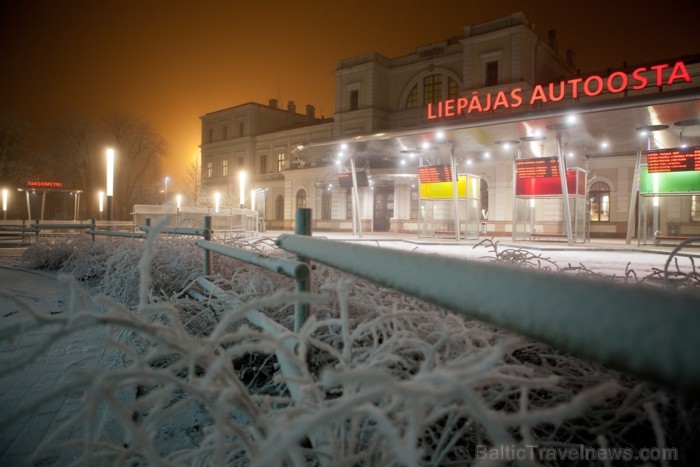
top-left (2, 0), bottom-right (698, 191)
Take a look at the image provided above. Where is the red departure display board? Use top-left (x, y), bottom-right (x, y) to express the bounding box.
top-left (515, 156), bottom-right (560, 179)
top-left (646, 146), bottom-right (700, 173)
top-left (337, 171), bottom-right (369, 188)
top-left (418, 164), bottom-right (453, 183)
top-left (515, 157), bottom-right (584, 196)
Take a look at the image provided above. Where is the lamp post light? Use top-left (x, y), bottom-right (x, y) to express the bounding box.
top-left (164, 176), bottom-right (169, 205)
top-left (239, 170), bottom-right (247, 208)
top-left (2, 188), bottom-right (8, 220)
top-left (214, 191), bottom-right (220, 213)
top-left (99, 191), bottom-right (104, 221)
top-left (106, 148), bottom-right (115, 221)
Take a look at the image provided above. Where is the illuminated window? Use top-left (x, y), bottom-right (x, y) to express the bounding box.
top-left (296, 188), bottom-right (307, 209)
top-left (485, 61), bottom-right (499, 86)
top-left (222, 159), bottom-right (228, 177)
top-left (589, 182), bottom-right (610, 222)
top-left (206, 161), bottom-right (213, 178)
top-left (350, 90), bottom-right (359, 111)
top-left (692, 195), bottom-right (700, 222)
top-left (275, 195), bottom-right (284, 221)
top-left (410, 185), bottom-right (419, 219)
top-left (423, 74), bottom-right (442, 104)
top-left (259, 154), bottom-right (267, 174)
top-left (321, 189), bottom-right (331, 220)
top-left (448, 77), bottom-right (459, 98)
top-left (277, 152), bottom-right (286, 172)
top-left (405, 85), bottom-right (418, 109)
top-left (346, 189), bottom-right (353, 219)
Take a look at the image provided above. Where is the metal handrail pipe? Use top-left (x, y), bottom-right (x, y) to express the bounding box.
top-left (140, 226), bottom-right (206, 236)
top-left (196, 239), bottom-right (309, 281)
top-left (86, 230), bottom-right (147, 239)
top-left (0, 227), bottom-right (38, 233)
top-left (30, 223), bottom-right (93, 229)
top-left (276, 234), bottom-right (700, 394)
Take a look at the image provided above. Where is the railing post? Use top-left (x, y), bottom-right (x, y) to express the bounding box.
top-left (35, 219), bottom-right (39, 239)
top-left (294, 208), bottom-right (312, 332)
top-left (90, 218), bottom-right (96, 242)
top-left (203, 216), bottom-right (212, 276)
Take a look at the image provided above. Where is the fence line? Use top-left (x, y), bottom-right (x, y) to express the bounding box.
top-left (276, 233), bottom-right (700, 395)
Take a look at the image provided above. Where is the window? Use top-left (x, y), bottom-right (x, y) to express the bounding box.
top-left (346, 189), bottom-right (353, 219)
top-left (237, 156), bottom-right (245, 168)
top-left (259, 154), bottom-right (267, 174)
top-left (321, 188), bottom-right (332, 220)
top-left (277, 152), bottom-right (286, 172)
top-left (239, 122), bottom-right (245, 137)
top-left (480, 179), bottom-right (489, 220)
top-left (405, 85), bottom-right (418, 109)
top-left (208, 128), bottom-right (214, 143)
top-left (350, 89), bottom-right (359, 111)
top-left (448, 77), bottom-right (459, 99)
top-left (410, 185), bottom-right (419, 219)
top-left (206, 161), bottom-right (213, 178)
top-left (296, 188), bottom-right (307, 209)
top-left (423, 74), bottom-right (442, 104)
top-left (222, 159), bottom-right (228, 177)
top-left (275, 195), bottom-right (284, 221)
top-left (692, 195), bottom-right (700, 222)
top-left (589, 182), bottom-right (610, 222)
top-left (222, 125), bottom-right (228, 140)
top-left (485, 61), bottom-right (499, 86)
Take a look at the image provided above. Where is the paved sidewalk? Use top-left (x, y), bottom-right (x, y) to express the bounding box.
top-left (0, 267), bottom-right (115, 465)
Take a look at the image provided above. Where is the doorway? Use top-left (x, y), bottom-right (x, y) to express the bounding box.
top-left (373, 188), bottom-right (393, 231)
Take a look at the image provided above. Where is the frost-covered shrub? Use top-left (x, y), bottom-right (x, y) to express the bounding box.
top-left (5, 236), bottom-right (700, 465)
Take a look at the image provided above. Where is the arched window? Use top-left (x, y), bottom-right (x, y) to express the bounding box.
top-left (589, 182), bottom-right (610, 222)
top-left (296, 188), bottom-right (307, 210)
top-left (403, 71), bottom-right (462, 109)
top-left (321, 188), bottom-right (332, 220)
top-left (275, 195), bottom-right (284, 221)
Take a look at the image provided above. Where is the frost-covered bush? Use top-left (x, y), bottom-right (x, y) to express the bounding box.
top-left (5, 235), bottom-right (700, 465)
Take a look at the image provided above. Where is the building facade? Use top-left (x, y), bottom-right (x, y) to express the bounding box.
top-left (200, 12), bottom-right (700, 240)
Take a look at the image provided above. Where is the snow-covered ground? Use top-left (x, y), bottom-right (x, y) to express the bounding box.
top-left (1, 236), bottom-right (698, 465)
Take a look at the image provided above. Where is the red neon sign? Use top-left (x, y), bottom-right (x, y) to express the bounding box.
top-left (427, 61), bottom-right (692, 120)
top-left (27, 181), bottom-right (63, 188)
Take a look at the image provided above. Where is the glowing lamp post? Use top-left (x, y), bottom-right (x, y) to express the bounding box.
top-left (106, 148), bottom-right (115, 221)
top-left (239, 170), bottom-right (246, 208)
top-left (214, 191), bottom-right (220, 213)
top-left (2, 188), bottom-right (8, 220)
top-left (176, 194), bottom-right (181, 210)
top-left (164, 176), bottom-right (169, 204)
top-left (99, 191), bottom-right (104, 221)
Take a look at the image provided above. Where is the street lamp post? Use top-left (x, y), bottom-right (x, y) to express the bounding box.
top-left (106, 148), bottom-right (115, 221)
top-left (2, 188), bottom-right (8, 220)
top-left (239, 170), bottom-right (246, 208)
top-left (164, 176), bottom-right (169, 205)
top-left (99, 191), bottom-right (104, 221)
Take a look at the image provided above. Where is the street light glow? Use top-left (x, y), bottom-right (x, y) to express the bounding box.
top-left (164, 176), bottom-right (169, 204)
top-left (106, 148), bottom-right (115, 196)
top-left (214, 191), bottom-right (220, 213)
top-left (239, 170), bottom-right (246, 207)
top-left (99, 191), bottom-right (104, 212)
top-left (176, 194), bottom-right (181, 210)
top-left (2, 188), bottom-right (8, 212)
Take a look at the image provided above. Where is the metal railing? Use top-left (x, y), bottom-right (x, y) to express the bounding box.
top-left (276, 232), bottom-right (700, 395)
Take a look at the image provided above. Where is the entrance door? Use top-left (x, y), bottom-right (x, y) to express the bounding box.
top-left (373, 188), bottom-right (393, 232)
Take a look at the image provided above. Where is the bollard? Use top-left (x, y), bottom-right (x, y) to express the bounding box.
top-left (203, 216), bottom-right (212, 276)
top-left (294, 208), bottom-right (312, 332)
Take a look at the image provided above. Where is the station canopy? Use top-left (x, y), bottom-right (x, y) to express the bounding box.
top-left (299, 90), bottom-right (700, 167)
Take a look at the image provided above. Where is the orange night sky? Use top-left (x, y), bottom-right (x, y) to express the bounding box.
top-left (2, 0), bottom-right (699, 193)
